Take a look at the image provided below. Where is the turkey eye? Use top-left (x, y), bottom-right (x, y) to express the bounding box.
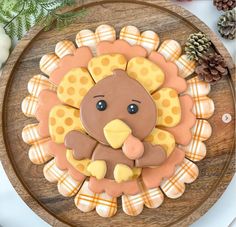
top-left (96, 100), bottom-right (107, 111)
top-left (127, 103), bottom-right (139, 114)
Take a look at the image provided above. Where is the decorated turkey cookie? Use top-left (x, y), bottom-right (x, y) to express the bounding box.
top-left (22, 24), bottom-right (214, 217)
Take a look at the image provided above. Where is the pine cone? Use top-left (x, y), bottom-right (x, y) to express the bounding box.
top-left (213, 0), bottom-right (236, 11)
top-left (195, 53), bottom-right (228, 83)
top-left (217, 9), bottom-right (236, 39)
top-left (185, 32), bottom-right (212, 61)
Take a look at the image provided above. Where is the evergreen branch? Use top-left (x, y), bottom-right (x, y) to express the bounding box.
top-left (1, 0), bottom-right (86, 39)
top-left (3, 1), bottom-right (26, 30)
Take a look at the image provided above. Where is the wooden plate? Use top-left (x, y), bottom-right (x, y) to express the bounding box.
top-left (0, 1), bottom-right (235, 226)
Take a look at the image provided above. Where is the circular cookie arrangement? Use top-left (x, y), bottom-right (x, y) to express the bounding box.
top-left (22, 25), bottom-right (214, 217)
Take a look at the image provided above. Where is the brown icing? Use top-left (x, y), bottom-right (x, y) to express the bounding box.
top-left (43, 140), bottom-right (85, 181)
top-left (142, 147), bottom-right (185, 188)
top-left (135, 142), bottom-right (167, 167)
top-left (50, 46), bottom-right (93, 85)
top-left (96, 39), bottom-right (147, 60)
top-left (35, 90), bottom-right (61, 137)
top-left (89, 177), bottom-right (140, 197)
top-left (64, 130), bottom-right (97, 160)
top-left (80, 69), bottom-right (157, 145)
top-left (92, 143), bottom-right (134, 179)
top-left (163, 95), bottom-right (196, 146)
top-left (148, 52), bottom-right (187, 93)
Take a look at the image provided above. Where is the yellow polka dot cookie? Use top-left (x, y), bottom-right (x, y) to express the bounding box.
top-left (145, 128), bottom-right (175, 156)
top-left (49, 105), bottom-right (84, 143)
top-left (88, 54), bottom-right (127, 82)
top-left (57, 68), bottom-right (94, 109)
top-left (127, 57), bottom-right (165, 93)
top-left (152, 88), bottom-right (181, 127)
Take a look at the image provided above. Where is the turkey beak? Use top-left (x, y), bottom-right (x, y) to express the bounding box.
top-left (103, 119), bottom-right (132, 149)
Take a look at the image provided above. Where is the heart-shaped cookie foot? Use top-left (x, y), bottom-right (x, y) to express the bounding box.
top-left (114, 164), bottom-right (133, 183)
top-left (87, 160), bottom-right (107, 180)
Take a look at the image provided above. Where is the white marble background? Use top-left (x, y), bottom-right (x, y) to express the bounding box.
top-left (0, 1), bottom-right (235, 226)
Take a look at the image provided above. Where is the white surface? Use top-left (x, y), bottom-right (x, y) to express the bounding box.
top-left (0, 1), bottom-right (235, 227)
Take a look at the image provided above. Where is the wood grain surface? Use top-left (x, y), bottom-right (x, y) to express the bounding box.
top-left (0, 1), bottom-right (235, 226)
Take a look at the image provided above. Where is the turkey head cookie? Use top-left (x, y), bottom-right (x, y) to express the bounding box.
top-left (65, 69), bottom-right (166, 183)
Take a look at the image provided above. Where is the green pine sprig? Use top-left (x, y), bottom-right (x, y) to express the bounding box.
top-left (0, 0), bottom-right (86, 39)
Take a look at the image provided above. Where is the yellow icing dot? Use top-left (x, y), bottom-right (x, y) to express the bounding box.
top-left (101, 57), bottom-right (110, 66)
top-left (68, 75), bottom-right (76, 83)
top-left (153, 92), bottom-right (160, 100)
top-left (172, 106), bottom-right (180, 115)
top-left (56, 127), bottom-right (64, 134)
top-left (93, 67), bottom-right (102, 76)
top-left (65, 117), bottom-right (73, 126)
top-left (127, 57), bottom-right (164, 93)
top-left (67, 87), bottom-right (75, 95)
top-left (162, 99), bottom-right (170, 107)
top-left (57, 68), bottom-right (94, 109)
top-left (157, 131), bottom-right (166, 140)
top-left (165, 116), bottom-right (173, 124)
top-left (56, 109), bottom-right (65, 117)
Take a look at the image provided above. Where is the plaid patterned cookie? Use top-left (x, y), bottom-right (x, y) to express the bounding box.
top-left (122, 184), bottom-right (164, 216)
top-left (161, 158), bottom-right (199, 199)
top-left (76, 24), bottom-right (116, 53)
top-left (75, 181), bottom-right (117, 217)
top-left (120, 25), bottom-right (160, 53)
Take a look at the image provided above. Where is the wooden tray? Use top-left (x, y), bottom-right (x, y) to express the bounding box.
top-left (0, 1), bottom-right (235, 226)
